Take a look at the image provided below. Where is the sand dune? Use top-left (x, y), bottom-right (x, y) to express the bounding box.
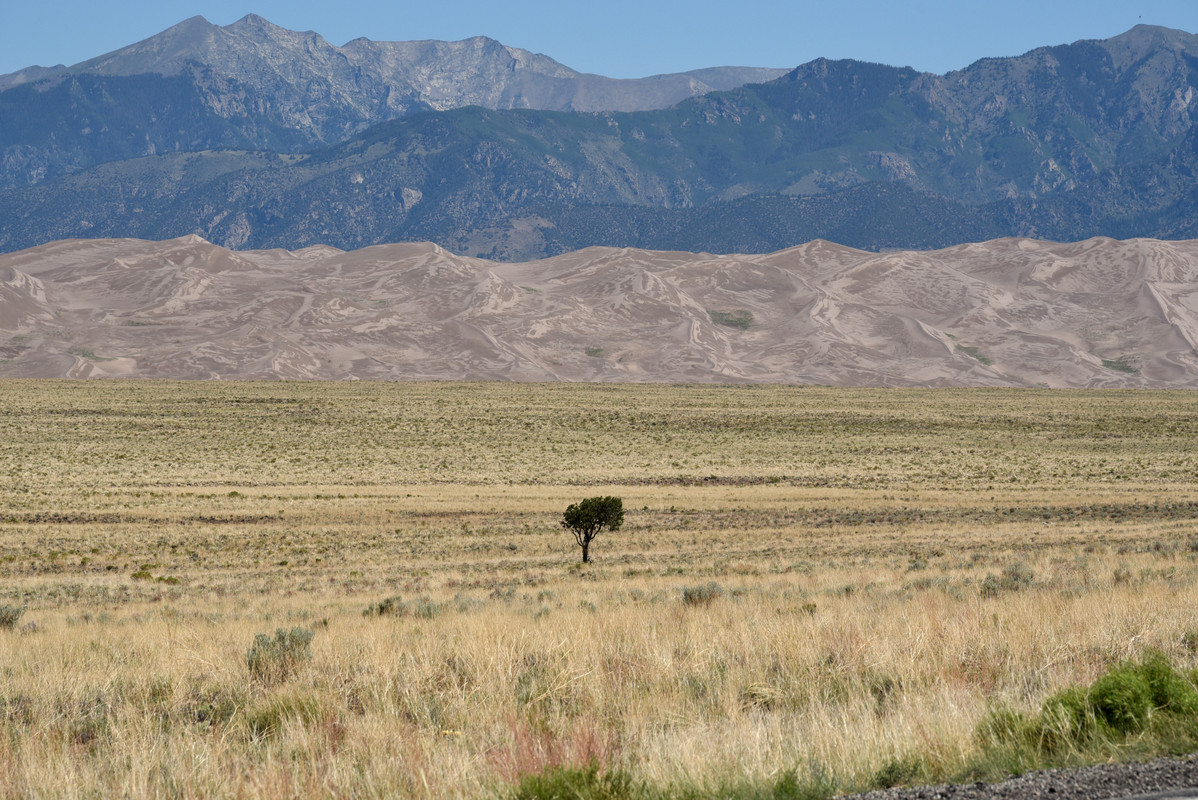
top-left (1, 235), bottom-right (1196, 386)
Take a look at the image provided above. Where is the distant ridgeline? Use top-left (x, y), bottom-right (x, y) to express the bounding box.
top-left (1, 19), bottom-right (1197, 258)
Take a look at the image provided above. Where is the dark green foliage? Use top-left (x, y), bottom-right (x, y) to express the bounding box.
top-left (510, 762), bottom-right (640, 800)
top-left (708, 310), bottom-right (754, 330)
top-left (1038, 685), bottom-right (1099, 750)
top-left (871, 755), bottom-right (930, 789)
top-left (536, 185), bottom-right (1008, 259)
top-left (703, 766), bottom-right (836, 800)
top-left (1102, 357), bottom-right (1139, 374)
top-left (766, 768), bottom-right (836, 800)
top-left (508, 762), bottom-right (836, 800)
top-left (245, 627), bottom-right (314, 685)
top-left (704, 308), bottom-right (752, 330)
top-left (1088, 666), bottom-right (1155, 733)
top-left (974, 705), bottom-right (1038, 753)
top-left (955, 345), bottom-right (993, 366)
top-left (973, 651), bottom-right (1198, 773)
top-left (562, 496), bottom-right (624, 564)
top-left (1137, 651), bottom-right (1198, 715)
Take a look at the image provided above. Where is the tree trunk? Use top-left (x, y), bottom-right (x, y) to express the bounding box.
top-left (581, 537), bottom-right (590, 563)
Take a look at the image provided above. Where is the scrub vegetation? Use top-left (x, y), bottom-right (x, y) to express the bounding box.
top-left (2, 381), bottom-right (1198, 798)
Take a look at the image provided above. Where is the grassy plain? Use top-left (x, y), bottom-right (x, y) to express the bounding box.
top-left (2, 381), bottom-right (1198, 798)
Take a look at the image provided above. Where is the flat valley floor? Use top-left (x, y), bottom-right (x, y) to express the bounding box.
top-left (2, 382), bottom-right (1198, 798)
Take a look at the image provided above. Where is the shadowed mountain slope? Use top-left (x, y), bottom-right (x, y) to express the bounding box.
top-left (3, 25), bottom-right (1197, 258)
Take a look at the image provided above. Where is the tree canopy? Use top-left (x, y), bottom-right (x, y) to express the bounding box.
top-left (561, 496), bottom-right (624, 563)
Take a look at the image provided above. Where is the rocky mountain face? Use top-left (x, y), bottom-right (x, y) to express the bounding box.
top-left (0, 15), bottom-right (785, 188)
top-left (2, 24), bottom-right (1198, 259)
top-left (1, 234), bottom-right (1195, 386)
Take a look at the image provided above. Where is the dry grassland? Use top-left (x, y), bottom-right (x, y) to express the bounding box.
top-left (1, 381), bottom-right (1198, 798)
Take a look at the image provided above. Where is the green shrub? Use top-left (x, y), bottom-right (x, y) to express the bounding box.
top-left (708, 309), bottom-right (754, 330)
top-left (246, 627), bottom-right (313, 685)
top-left (767, 765), bottom-right (836, 800)
top-left (974, 705), bottom-right (1036, 751)
top-left (955, 344), bottom-right (993, 365)
top-left (1102, 357), bottom-right (1139, 374)
top-left (1137, 650), bottom-right (1198, 715)
top-left (871, 754), bottom-right (930, 789)
top-left (1089, 664), bottom-right (1154, 733)
top-left (976, 650), bottom-right (1198, 763)
top-left (510, 762), bottom-right (640, 800)
top-left (1038, 685), bottom-right (1098, 750)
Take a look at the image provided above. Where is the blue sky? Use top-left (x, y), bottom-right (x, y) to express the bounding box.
top-left (3, 0), bottom-right (1198, 79)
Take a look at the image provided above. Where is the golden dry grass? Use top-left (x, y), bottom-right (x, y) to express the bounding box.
top-left (1, 381), bottom-right (1198, 798)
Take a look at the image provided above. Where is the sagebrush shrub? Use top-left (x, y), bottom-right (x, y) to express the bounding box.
top-left (0, 605), bottom-right (23, 630)
top-left (364, 596), bottom-right (407, 616)
top-left (681, 581), bottom-right (724, 607)
top-left (246, 627), bottom-right (313, 685)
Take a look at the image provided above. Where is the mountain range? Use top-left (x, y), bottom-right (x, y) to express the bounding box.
top-left (1, 20), bottom-right (1198, 260)
top-left (0, 15), bottom-right (783, 189)
top-left (2, 234), bottom-right (1195, 386)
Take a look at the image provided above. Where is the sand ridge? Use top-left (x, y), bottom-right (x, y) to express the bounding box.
top-left (0, 235), bottom-right (1195, 386)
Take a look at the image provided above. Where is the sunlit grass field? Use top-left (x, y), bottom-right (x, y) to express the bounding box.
top-left (2, 381), bottom-right (1198, 798)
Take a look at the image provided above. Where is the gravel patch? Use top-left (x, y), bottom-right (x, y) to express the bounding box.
top-left (842, 755), bottom-right (1198, 800)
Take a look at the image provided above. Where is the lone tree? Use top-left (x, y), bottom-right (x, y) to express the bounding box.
top-left (561, 496), bottom-right (624, 563)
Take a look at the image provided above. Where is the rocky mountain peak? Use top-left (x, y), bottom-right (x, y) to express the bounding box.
top-left (225, 13), bottom-right (279, 31)
top-left (1104, 23), bottom-right (1198, 60)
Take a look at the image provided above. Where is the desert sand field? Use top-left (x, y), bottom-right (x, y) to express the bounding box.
top-left (3, 235), bottom-right (1198, 386)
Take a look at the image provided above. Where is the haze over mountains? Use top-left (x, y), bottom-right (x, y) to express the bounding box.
top-left (3, 19), bottom-right (1198, 259)
top-left (2, 235), bottom-right (1196, 386)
